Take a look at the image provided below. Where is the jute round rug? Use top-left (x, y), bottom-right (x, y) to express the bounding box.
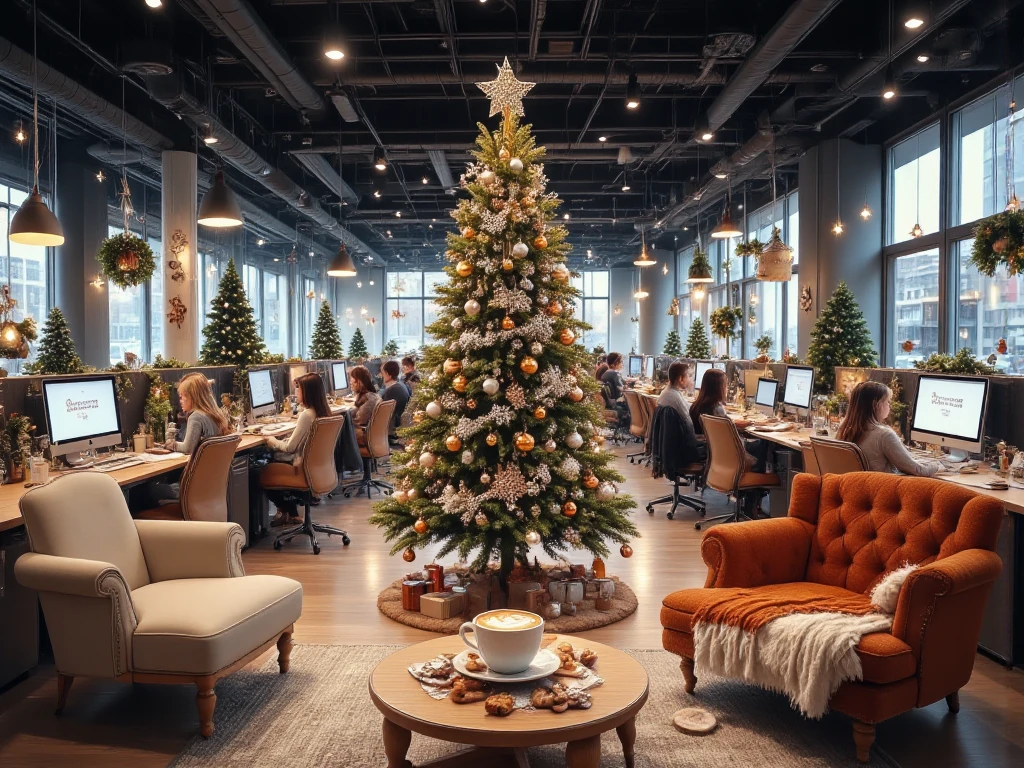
top-left (377, 574), bottom-right (638, 634)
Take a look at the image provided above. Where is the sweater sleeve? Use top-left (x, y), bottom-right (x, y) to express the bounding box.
top-left (266, 409), bottom-right (313, 455)
top-left (880, 428), bottom-right (942, 476)
top-left (173, 412), bottom-right (203, 455)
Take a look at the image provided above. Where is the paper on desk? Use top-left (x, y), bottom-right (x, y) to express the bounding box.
top-left (134, 451), bottom-right (184, 463)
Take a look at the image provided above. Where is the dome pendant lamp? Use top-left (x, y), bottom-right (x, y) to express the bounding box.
top-left (9, 1), bottom-right (64, 247)
top-left (328, 242), bottom-right (357, 276)
top-left (198, 168), bottom-right (243, 228)
top-left (711, 176), bottom-right (741, 239)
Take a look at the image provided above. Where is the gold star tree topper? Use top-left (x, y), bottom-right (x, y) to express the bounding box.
top-left (476, 57), bottom-right (536, 118)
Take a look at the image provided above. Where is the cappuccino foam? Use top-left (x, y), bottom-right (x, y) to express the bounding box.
top-left (476, 610), bottom-right (542, 631)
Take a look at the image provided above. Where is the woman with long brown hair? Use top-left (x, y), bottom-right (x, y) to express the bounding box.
top-left (690, 367), bottom-right (760, 469)
top-left (349, 364), bottom-right (380, 446)
top-left (836, 381), bottom-right (942, 475)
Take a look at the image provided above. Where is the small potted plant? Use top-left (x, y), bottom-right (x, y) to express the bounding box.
top-left (753, 333), bottom-right (774, 363)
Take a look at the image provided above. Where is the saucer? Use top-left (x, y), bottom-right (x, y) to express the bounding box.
top-left (452, 648), bottom-right (561, 683)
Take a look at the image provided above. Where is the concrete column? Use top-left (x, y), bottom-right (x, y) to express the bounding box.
top-left (638, 248), bottom-right (676, 356)
top-left (797, 139), bottom-right (884, 355)
top-left (160, 151), bottom-right (199, 362)
top-left (54, 144), bottom-right (109, 369)
top-left (608, 267), bottom-right (636, 355)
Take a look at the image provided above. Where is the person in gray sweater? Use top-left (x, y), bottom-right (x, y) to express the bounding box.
top-left (836, 381), bottom-right (942, 476)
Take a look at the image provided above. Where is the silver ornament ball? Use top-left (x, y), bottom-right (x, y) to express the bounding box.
top-left (596, 482), bottom-right (615, 501)
top-left (425, 401), bottom-right (442, 419)
top-left (512, 241), bottom-right (529, 258)
top-left (482, 377), bottom-right (500, 395)
top-left (464, 299), bottom-right (481, 316)
top-left (543, 439), bottom-right (557, 452)
top-left (419, 451), bottom-right (437, 468)
top-left (480, 472), bottom-right (491, 484)
top-left (461, 450), bottom-right (474, 465)
top-left (509, 157), bottom-right (524, 173)
top-left (566, 432), bottom-right (584, 449)
top-left (525, 531), bottom-right (542, 546)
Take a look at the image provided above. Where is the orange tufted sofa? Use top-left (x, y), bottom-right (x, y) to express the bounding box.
top-left (661, 472), bottom-right (1004, 763)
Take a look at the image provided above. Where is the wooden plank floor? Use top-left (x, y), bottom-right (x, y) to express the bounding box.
top-left (1, 444), bottom-right (1023, 767)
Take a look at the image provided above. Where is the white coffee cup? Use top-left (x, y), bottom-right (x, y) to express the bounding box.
top-left (458, 609), bottom-right (544, 675)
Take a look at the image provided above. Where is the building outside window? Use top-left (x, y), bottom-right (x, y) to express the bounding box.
top-left (1, 182), bottom-right (48, 368)
top-left (956, 239), bottom-right (1024, 374)
top-left (570, 270), bottom-right (610, 352)
top-left (263, 269), bottom-right (288, 356)
top-left (888, 124), bottom-right (940, 245)
top-left (891, 248), bottom-right (940, 367)
top-left (107, 225), bottom-right (144, 365)
top-left (386, 270), bottom-right (446, 353)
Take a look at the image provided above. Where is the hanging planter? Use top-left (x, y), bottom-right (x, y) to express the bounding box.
top-left (97, 231), bottom-right (156, 290)
top-left (687, 247), bottom-right (713, 283)
top-left (709, 305), bottom-right (743, 340)
top-left (970, 210), bottom-right (1024, 277)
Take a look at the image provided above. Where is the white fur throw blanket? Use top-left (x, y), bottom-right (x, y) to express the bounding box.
top-left (693, 564), bottom-right (918, 718)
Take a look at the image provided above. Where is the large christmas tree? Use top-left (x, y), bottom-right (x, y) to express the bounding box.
top-left (348, 327), bottom-right (369, 359)
top-left (370, 61), bottom-right (636, 580)
top-left (309, 300), bottom-right (343, 359)
top-left (199, 259), bottom-right (267, 369)
top-left (25, 307), bottom-right (84, 374)
top-left (684, 317), bottom-right (713, 359)
top-left (806, 281), bottom-right (877, 392)
top-left (663, 328), bottom-right (683, 356)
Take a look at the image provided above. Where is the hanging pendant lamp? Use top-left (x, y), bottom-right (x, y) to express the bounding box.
top-left (633, 229), bottom-right (655, 266)
top-left (711, 176), bottom-right (741, 239)
top-left (328, 242), bottom-right (357, 276)
top-left (198, 169), bottom-right (243, 228)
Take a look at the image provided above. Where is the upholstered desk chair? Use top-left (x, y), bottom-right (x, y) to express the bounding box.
top-left (798, 440), bottom-right (820, 476)
top-left (660, 472), bottom-right (1003, 762)
top-left (14, 472), bottom-right (302, 737)
top-left (623, 390), bottom-right (647, 463)
top-left (262, 414), bottom-right (349, 554)
top-left (811, 436), bottom-right (869, 475)
top-left (136, 434), bottom-right (241, 521)
top-left (341, 398), bottom-right (396, 499)
top-left (698, 414), bottom-right (780, 530)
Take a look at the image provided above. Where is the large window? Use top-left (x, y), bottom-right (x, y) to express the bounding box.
top-left (244, 263), bottom-right (262, 327)
top-left (570, 270), bottom-right (610, 352)
top-left (263, 270), bottom-right (288, 356)
top-left (888, 124), bottom-right (940, 245)
top-left (302, 276), bottom-right (316, 348)
top-left (149, 234), bottom-right (163, 359)
top-left (1, 182), bottom-right (48, 366)
top-left (386, 270), bottom-right (445, 353)
top-left (107, 225), bottom-right (144, 364)
top-left (956, 240), bottom-right (1024, 374)
top-left (891, 249), bottom-right (940, 368)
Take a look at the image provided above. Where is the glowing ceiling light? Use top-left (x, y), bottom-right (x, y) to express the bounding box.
top-left (832, 220), bottom-right (844, 236)
top-left (860, 204), bottom-right (872, 220)
top-left (904, 17), bottom-right (924, 29)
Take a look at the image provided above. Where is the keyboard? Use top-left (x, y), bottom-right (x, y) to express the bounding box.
top-left (261, 423), bottom-right (294, 436)
top-left (78, 457), bottom-right (145, 473)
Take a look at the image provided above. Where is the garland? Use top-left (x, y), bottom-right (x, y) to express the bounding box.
top-left (970, 210), bottom-right (1024, 277)
top-left (734, 238), bottom-right (765, 258)
top-left (97, 232), bottom-right (157, 290)
top-left (709, 305), bottom-right (743, 340)
top-left (913, 347), bottom-right (997, 375)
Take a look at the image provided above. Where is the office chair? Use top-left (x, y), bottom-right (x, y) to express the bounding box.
top-left (342, 398), bottom-right (397, 498)
top-left (799, 440), bottom-right (820, 475)
top-left (646, 405), bottom-right (707, 521)
top-left (264, 415), bottom-right (348, 554)
top-left (811, 436), bottom-right (869, 475)
top-left (136, 434), bottom-right (241, 521)
top-left (623, 390), bottom-right (648, 463)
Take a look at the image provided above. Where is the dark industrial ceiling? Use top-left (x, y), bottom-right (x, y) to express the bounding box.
top-left (0, 0), bottom-right (1021, 268)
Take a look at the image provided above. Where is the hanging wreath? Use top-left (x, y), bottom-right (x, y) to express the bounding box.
top-left (709, 305), bottom-right (743, 340)
top-left (98, 232), bottom-right (157, 290)
top-left (970, 210), bottom-right (1024, 277)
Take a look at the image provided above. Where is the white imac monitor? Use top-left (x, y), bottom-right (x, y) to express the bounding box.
top-left (910, 374), bottom-right (989, 456)
top-left (783, 365), bottom-right (815, 410)
top-left (248, 369), bottom-right (277, 418)
top-left (43, 375), bottom-right (123, 464)
top-left (628, 354), bottom-right (643, 377)
top-left (331, 361), bottom-right (349, 394)
top-left (643, 355), bottom-right (654, 380)
top-left (694, 361), bottom-right (713, 390)
top-left (754, 378), bottom-right (780, 417)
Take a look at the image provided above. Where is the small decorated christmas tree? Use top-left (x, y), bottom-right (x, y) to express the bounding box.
top-left (348, 328), bottom-right (369, 359)
top-left (382, 339), bottom-right (400, 357)
top-left (199, 259), bottom-right (267, 368)
top-left (663, 329), bottom-right (683, 356)
top-left (25, 307), bottom-right (84, 374)
top-left (309, 300), bottom-right (343, 359)
top-left (806, 281), bottom-right (877, 392)
top-left (685, 317), bottom-right (713, 359)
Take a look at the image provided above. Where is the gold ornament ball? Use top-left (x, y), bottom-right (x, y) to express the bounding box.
top-left (402, 548), bottom-right (416, 563)
top-left (446, 435), bottom-right (463, 452)
top-left (546, 300), bottom-right (563, 316)
top-left (563, 501), bottom-right (577, 517)
top-left (533, 406), bottom-right (547, 420)
top-left (569, 386), bottom-right (584, 402)
top-left (583, 473), bottom-right (599, 489)
top-left (620, 544), bottom-right (634, 559)
top-left (452, 375), bottom-right (469, 392)
top-left (519, 355), bottom-right (539, 375)
top-left (462, 226), bottom-right (476, 239)
top-left (559, 328), bottom-right (576, 345)
top-left (501, 316), bottom-right (516, 330)
top-left (466, 398), bottom-right (478, 410)
top-left (499, 147), bottom-right (511, 162)
top-left (502, 258), bottom-right (514, 272)
top-left (514, 432), bottom-right (536, 452)
top-left (412, 410), bottom-right (425, 424)
top-left (543, 439), bottom-right (557, 452)
top-left (526, 531), bottom-right (541, 546)
top-left (393, 489), bottom-right (408, 503)
top-left (551, 264), bottom-right (570, 283)
top-left (456, 261), bottom-right (473, 277)
top-left (413, 518), bottom-right (428, 535)
top-left (533, 234), bottom-right (548, 250)
top-left (486, 432), bottom-right (499, 447)
top-left (407, 488), bottom-right (419, 501)
top-left (443, 358), bottom-right (462, 375)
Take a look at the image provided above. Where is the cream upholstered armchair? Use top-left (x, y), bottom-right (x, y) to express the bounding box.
top-left (14, 472), bottom-right (303, 737)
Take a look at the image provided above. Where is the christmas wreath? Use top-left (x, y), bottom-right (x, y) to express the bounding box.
top-left (970, 210), bottom-right (1024, 277)
top-left (709, 305), bottom-right (743, 340)
top-left (98, 231), bottom-right (157, 290)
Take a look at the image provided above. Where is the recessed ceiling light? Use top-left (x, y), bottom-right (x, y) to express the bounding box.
top-left (145, 0), bottom-right (162, 7)
top-left (324, 48), bottom-right (344, 61)
top-left (904, 17), bottom-right (924, 29)
top-left (563, 213), bottom-right (570, 220)
top-left (622, 184), bottom-right (630, 191)
top-left (373, 190), bottom-right (381, 198)
top-left (421, 176), bottom-right (429, 184)
top-left (701, 131), bottom-right (713, 142)
top-left (916, 54), bottom-right (929, 63)
top-left (395, 211), bottom-right (402, 217)
top-left (598, 136), bottom-right (607, 142)
top-left (715, 172), bottom-right (727, 179)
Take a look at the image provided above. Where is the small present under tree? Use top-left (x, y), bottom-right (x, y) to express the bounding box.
top-left (806, 281), bottom-right (877, 392)
top-left (348, 327), bottom-right (369, 359)
top-left (663, 329), bottom-right (683, 356)
top-left (25, 307), bottom-right (85, 375)
top-left (684, 317), bottom-right (713, 359)
top-left (198, 258), bottom-right (267, 369)
top-left (309, 300), bottom-right (344, 359)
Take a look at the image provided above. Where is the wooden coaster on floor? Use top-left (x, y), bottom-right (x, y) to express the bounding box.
top-left (672, 707), bottom-right (718, 735)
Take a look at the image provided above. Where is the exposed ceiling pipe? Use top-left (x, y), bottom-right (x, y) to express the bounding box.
top-left (290, 153), bottom-right (360, 205)
top-left (708, 113), bottom-right (774, 178)
top-left (0, 37), bottom-right (171, 152)
top-left (312, 70), bottom-right (831, 87)
top-left (697, 0), bottom-right (844, 135)
top-left (427, 149), bottom-right (456, 191)
top-left (528, 0), bottom-right (548, 62)
top-left (185, 0), bottom-right (323, 112)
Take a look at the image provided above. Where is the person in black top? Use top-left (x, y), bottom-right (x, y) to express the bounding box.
top-left (601, 352), bottom-right (631, 426)
top-left (380, 360), bottom-right (410, 437)
top-left (400, 355), bottom-right (421, 391)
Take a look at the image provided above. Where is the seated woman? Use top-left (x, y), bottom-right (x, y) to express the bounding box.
top-left (837, 381), bottom-right (942, 476)
top-left (600, 352), bottom-right (631, 426)
top-left (263, 372), bottom-right (331, 527)
top-left (689, 368), bottom-right (761, 470)
top-left (350, 364), bottom-right (381, 447)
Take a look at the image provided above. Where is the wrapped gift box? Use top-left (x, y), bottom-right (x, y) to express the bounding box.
top-left (420, 591), bottom-right (466, 620)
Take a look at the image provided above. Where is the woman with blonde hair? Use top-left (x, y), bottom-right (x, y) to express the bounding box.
top-left (349, 364), bottom-right (380, 446)
top-left (165, 373), bottom-right (230, 454)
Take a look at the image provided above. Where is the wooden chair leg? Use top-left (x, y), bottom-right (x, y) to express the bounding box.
top-left (277, 629), bottom-right (294, 674)
top-left (196, 678), bottom-right (217, 738)
top-left (852, 721), bottom-right (875, 764)
top-left (946, 691), bottom-right (960, 713)
top-left (680, 657), bottom-right (697, 694)
top-left (55, 674), bottom-right (73, 715)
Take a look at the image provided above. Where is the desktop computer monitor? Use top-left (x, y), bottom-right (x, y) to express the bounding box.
top-left (910, 374), bottom-right (989, 455)
top-left (331, 361), bottom-right (349, 394)
top-left (694, 361), bottom-right (713, 390)
top-left (42, 375), bottom-right (123, 463)
top-left (628, 354), bottom-right (643, 378)
top-left (754, 378), bottom-right (780, 416)
top-left (248, 368), bottom-right (277, 418)
top-left (743, 369), bottom-right (764, 398)
top-left (783, 365), bottom-right (815, 410)
top-left (643, 355), bottom-right (654, 380)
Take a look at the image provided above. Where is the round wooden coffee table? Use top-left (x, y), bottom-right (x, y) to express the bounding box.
top-left (369, 634), bottom-right (649, 768)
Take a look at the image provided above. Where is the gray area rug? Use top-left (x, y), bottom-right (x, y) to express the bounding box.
top-left (170, 644), bottom-right (899, 768)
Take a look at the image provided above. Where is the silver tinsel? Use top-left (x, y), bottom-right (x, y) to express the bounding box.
top-left (454, 405), bottom-right (515, 439)
top-left (564, 526), bottom-right (582, 547)
top-left (449, 341), bottom-right (461, 353)
top-left (534, 365), bottom-right (574, 402)
top-left (556, 456), bottom-right (581, 481)
top-left (485, 463), bottom-right (529, 508)
top-left (515, 508), bottom-right (525, 520)
top-left (480, 207), bottom-right (508, 234)
top-left (572, 488), bottom-right (584, 500)
top-left (452, 318), bottom-right (463, 330)
top-left (526, 481), bottom-right (540, 496)
top-left (440, 392), bottom-right (464, 411)
top-left (520, 262), bottom-right (536, 277)
top-left (537, 294), bottom-right (549, 306)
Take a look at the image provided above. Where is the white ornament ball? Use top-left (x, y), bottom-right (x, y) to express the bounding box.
top-left (566, 431), bottom-right (584, 449)
top-left (461, 450), bottom-right (474, 465)
top-left (544, 439), bottom-right (557, 452)
top-left (480, 472), bottom-right (491, 484)
top-left (510, 157), bottom-right (524, 173)
top-left (596, 482), bottom-right (615, 501)
top-left (425, 401), bottom-right (442, 419)
top-left (465, 299), bottom-right (481, 316)
top-left (406, 488), bottom-right (419, 501)
top-left (526, 531), bottom-right (542, 546)
top-left (512, 241), bottom-right (529, 258)
top-left (479, 169), bottom-right (495, 186)
top-left (419, 451), bottom-right (437, 468)
top-left (482, 377), bottom-right (500, 395)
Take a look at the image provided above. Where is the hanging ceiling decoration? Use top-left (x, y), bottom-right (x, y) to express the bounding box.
top-left (328, 243), bottom-right (357, 276)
